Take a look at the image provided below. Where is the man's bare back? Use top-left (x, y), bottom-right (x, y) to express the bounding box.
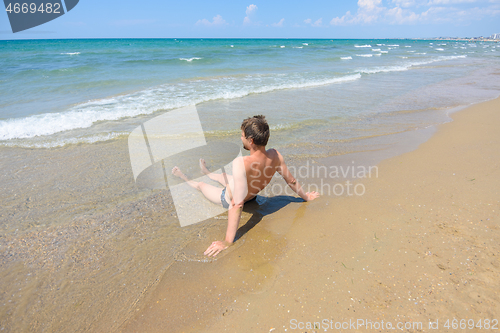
top-left (238, 148), bottom-right (280, 201)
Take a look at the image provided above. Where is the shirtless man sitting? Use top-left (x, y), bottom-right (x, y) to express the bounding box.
top-left (172, 115), bottom-right (319, 257)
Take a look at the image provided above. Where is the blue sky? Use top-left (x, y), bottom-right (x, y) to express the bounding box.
top-left (1, 0), bottom-right (499, 39)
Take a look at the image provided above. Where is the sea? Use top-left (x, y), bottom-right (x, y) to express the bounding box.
top-left (0, 38), bottom-right (499, 332)
top-left (1, 38), bottom-right (499, 148)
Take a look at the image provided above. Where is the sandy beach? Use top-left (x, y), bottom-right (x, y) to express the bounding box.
top-left (120, 97), bottom-right (500, 332)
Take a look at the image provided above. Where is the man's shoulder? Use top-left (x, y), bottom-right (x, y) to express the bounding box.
top-left (266, 148), bottom-right (279, 156)
top-left (266, 148), bottom-right (282, 161)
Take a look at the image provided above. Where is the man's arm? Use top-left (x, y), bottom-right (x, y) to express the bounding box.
top-left (204, 156), bottom-right (247, 257)
top-left (276, 150), bottom-right (319, 201)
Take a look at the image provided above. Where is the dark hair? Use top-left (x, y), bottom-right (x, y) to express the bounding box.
top-left (241, 115), bottom-right (270, 146)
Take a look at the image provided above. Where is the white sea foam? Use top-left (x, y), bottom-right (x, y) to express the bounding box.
top-left (356, 54), bottom-right (373, 57)
top-left (0, 132), bottom-right (127, 148)
top-left (380, 51), bottom-right (389, 53)
top-left (387, 44), bottom-right (399, 47)
top-left (356, 55), bottom-right (467, 75)
top-left (293, 46), bottom-right (303, 49)
top-left (372, 48), bottom-right (381, 51)
top-left (355, 45), bottom-right (371, 48)
top-left (341, 56), bottom-right (352, 60)
top-left (61, 52), bottom-right (80, 55)
top-left (435, 48), bottom-right (444, 51)
top-left (179, 57), bottom-right (202, 62)
top-left (230, 45), bottom-right (234, 47)
top-left (0, 73), bottom-right (362, 141)
top-left (405, 46), bottom-right (411, 48)
top-left (280, 46), bottom-right (285, 48)
top-left (302, 43), bottom-right (308, 45)
top-left (357, 65), bottom-right (409, 74)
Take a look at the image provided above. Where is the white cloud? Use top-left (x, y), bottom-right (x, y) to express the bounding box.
top-left (246, 4), bottom-right (258, 16)
top-left (427, 0), bottom-right (478, 4)
top-left (272, 18), bottom-right (285, 27)
top-left (196, 14), bottom-right (227, 27)
top-left (304, 18), bottom-right (323, 27)
top-left (330, 0), bottom-right (386, 25)
top-left (358, 0), bottom-right (383, 11)
top-left (358, 0), bottom-right (385, 23)
top-left (330, 11), bottom-right (354, 25)
top-left (424, 4), bottom-right (500, 21)
top-left (312, 18), bottom-right (323, 27)
top-left (244, 4), bottom-right (258, 24)
top-left (392, 0), bottom-right (477, 7)
top-left (329, 0), bottom-right (500, 27)
top-left (330, 0), bottom-right (466, 25)
top-left (391, 0), bottom-right (418, 8)
top-left (385, 6), bottom-right (420, 23)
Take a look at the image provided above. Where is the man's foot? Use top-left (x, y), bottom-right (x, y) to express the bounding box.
top-left (199, 158), bottom-right (210, 175)
top-left (172, 166), bottom-right (189, 182)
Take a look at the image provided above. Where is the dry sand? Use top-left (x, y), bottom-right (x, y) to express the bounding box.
top-left (120, 97), bottom-right (499, 332)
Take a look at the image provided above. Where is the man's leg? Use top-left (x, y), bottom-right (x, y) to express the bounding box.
top-left (200, 158), bottom-right (233, 186)
top-left (172, 166), bottom-right (223, 205)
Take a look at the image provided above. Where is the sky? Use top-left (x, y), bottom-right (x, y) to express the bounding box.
top-left (1, 0), bottom-right (500, 39)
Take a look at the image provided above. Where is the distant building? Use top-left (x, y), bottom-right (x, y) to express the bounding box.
top-left (490, 33), bottom-right (500, 40)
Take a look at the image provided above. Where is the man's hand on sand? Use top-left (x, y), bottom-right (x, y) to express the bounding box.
top-left (306, 191), bottom-right (320, 201)
top-left (204, 241), bottom-right (229, 257)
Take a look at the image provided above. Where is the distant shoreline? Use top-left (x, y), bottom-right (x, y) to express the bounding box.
top-left (423, 37), bottom-right (499, 42)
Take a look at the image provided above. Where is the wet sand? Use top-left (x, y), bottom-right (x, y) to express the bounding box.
top-left (0, 140), bottom-right (213, 332)
top-left (120, 97), bottom-right (500, 332)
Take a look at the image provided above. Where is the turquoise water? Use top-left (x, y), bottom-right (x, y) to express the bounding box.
top-left (1, 38), bottom-right (499, 148)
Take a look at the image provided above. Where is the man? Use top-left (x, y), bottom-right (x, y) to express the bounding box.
top-left (172, 115), bottom-right (319, 256)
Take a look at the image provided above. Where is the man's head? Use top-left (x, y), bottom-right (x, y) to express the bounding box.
top-left (241, 115), bottom-right (270, 150)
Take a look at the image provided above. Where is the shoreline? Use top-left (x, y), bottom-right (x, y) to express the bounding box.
top-left (120, 97), bottom-right (500, 332)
